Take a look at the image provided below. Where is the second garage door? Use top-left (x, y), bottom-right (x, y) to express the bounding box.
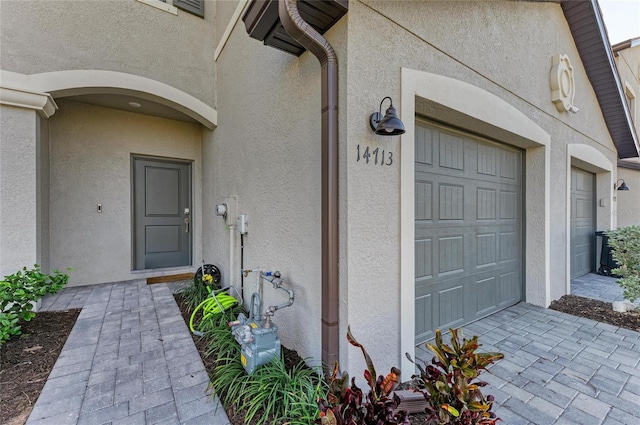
top-left (415, 121), bottom-right (524, 344)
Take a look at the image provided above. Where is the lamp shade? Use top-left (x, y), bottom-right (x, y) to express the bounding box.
top-left (618, 180), bottom-right (629, 191)
top-left (374, 104), bottom-right (406, 135)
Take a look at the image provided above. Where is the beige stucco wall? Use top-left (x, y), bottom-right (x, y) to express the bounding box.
top-left (48, 100), bottom-right (203, 286)
top-left (0, 0), bottom-right (217, 107)
top-left (37, 116), bottom-right (51, 273)
top-left (203, 0), bottom-right (622, 375)
top-left (615, 43), bottom-right (640, 227)
top-left (617, 165), bottom-right (640, 227)
top-left (342, 0), bottom-right (619, 375)
top-left (615, 43), bottom-right (640, 128)
top-left (0, 106), bottom-right (40, 278)
top-left (205, 7), bottom-right (348, 364)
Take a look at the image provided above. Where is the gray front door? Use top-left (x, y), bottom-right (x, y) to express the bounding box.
top-left (414, 121), bottom-right (523, 344)
top-left (133, 157), bottom-right (192, 270)
top-left (570, 167), bottom-right (596, 279)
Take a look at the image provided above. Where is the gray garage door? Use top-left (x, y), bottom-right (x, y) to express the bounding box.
top-left (415, 121), bottom-right (523, 344)
top-left (570, 167), bottom-right (596, 279)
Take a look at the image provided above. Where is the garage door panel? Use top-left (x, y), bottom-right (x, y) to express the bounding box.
top-left (415, 124), bottom-right (434, 165)
top-left (476, 276), bottom-right (498, 314)
top-left (438, 235), bottom-right (465, 275)
top-left (476, 233), bottom-right (498, 267)
top-left (499, 190), bottom-right (518, 220)
top-left (477, 188), bottom-right (497, 220)
top-left (438, 184), bottom-right (465, 220)
top-left (415, 181), bottom-right (434, 220)
top-left (415, 238), bottom-right (433, 279)
top-left (438, 132), bottom-right (466, 170)
top-left (570, 167), bottom-right (596, 279)
top-left (438, 284), bottom-right (466, 329)
top-left (498, 272), bottom-right (520, 305)
top-left (415, 121), bottom-right (523, 345)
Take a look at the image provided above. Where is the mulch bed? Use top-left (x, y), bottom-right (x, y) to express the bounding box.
top-left (549, 294), bottom-right (640, 331)
top-left (3, 292), bottom-right (639, 425)
top-left (0, 309), bottom-right (80, 425)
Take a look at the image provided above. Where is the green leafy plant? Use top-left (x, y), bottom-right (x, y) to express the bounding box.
top-left (0, 310), bottom-right (21, 344)
top-left (238, 356), bottom-right (326, 424)
top-left (316, 325), bottom-right (410, 425)
top-left (210, 352), bottom-right (326, 425)
top-left (407, 328), bottom-right (503, 424)
top-left (606, 225), bottom-right (640, 302)
top-left (177, 276), bottom-right (212, 311)
top-left (0, 265), bottom-right (71, 345)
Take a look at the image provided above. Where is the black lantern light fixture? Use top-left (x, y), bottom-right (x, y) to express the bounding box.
top-left (615, 179), bottom-right (630, 191)
top-left (369, 96), bottom-right (405, 136)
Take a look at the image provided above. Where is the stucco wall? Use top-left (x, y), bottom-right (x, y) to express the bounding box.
top-left (0, 0), bottom-right (217, 107)
top-left (215, 0), bottom-right (241, 47)
top-left (49, 100), bottom-right (203, 286)
top-left (37, 116), bottom-right (51, 273)
top-left (342, 0), bottom-right (619, 375)
top-left (0, 106), bottom-right (39, 278)
top-left (204, 10), bottom-right (348, 364)
top-left (617, 165), bottom-right (640, 227)
top-left (615, 43), bottom-right (640, 127)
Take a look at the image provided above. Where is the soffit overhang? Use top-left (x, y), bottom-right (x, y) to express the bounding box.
top-left (242, 0), bottom-right (348, 57)
top-left (562, 0), bottom-right (639, 159)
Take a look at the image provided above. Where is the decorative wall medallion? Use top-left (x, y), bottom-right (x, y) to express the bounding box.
top-left (550, 54), bottom-right (576, 113)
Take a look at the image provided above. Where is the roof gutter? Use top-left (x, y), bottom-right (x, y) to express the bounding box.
top-left (278, 0), bottom-right (340, 370)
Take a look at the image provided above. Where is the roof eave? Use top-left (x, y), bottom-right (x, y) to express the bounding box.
top-left (562, 0), bottom-right (639, 159)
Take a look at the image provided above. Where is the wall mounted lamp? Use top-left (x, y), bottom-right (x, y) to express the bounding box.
top-left (369, 96), bottom-right (406, 136)
top-left (615, 179), bottom-right (630, 191)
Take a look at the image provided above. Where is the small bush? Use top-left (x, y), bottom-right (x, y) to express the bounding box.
top-left (316, 326), bottom-right (410, 425)
top-left (407, 328), bottom-right (503, 424)
top-left (0, 265), bottom-right (71, 345)
top-left (606, 225), bottom-right (640, 302)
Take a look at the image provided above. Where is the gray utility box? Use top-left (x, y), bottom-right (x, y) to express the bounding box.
top-left (231, 313), bottom-right (281, 374)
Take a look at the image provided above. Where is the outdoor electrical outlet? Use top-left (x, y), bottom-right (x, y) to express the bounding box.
top-left (238, 214), bottom-right (248, 234)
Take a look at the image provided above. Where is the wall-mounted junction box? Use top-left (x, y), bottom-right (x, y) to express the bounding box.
top-left (238, 214), bottom-right (248, 234)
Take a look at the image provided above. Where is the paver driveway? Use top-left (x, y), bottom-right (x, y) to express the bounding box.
top-left (415, 301), bottom-right (640, 424)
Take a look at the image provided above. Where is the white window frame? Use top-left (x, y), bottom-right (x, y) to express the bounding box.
top-left (136, 0), bottom-right (178, 15)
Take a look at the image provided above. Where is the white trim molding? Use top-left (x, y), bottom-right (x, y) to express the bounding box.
top-left (0, 86), bottom-right (57, 118)
top-left (215, 0), bottom-right (250, 61)
top-left (399, 68), bottom-right (551, 378)
top-left (1, 70), bottom-right (217, 129)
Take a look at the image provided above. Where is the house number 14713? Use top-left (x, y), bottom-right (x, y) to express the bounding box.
top-left (356, 144), bottom-right (393, 166)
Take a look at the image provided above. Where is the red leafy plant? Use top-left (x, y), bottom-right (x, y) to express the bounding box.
top-left (406, 328), bottom-right (503, 424)
top-left (316, 325), bottom-right (410, 425)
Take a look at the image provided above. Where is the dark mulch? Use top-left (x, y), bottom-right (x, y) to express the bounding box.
top-left (0, 309), bottom-right (80, 425)
top-left (549, 294), bottom-right (640, 332)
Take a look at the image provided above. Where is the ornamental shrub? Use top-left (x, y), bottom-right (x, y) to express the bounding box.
top-left (407, 328), bottom-right (503, 424)
top-left (0, 265), bottom-right (71, 345)
top-left (606, 225), bottom-right (640, 303)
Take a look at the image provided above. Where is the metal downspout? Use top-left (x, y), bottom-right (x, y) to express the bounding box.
top-left (278, 0), bottom-right (339, 370)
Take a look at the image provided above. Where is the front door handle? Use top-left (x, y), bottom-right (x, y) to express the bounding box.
top-left (185, 218), bottom-right (190, 233)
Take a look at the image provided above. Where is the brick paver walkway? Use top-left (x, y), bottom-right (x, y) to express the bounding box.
top-left (27, 280), bottom-right (229, 425)
top-left (28, 274), bottom-right (640, 424)
top-left (416, 301), bottom-right (640, 424)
